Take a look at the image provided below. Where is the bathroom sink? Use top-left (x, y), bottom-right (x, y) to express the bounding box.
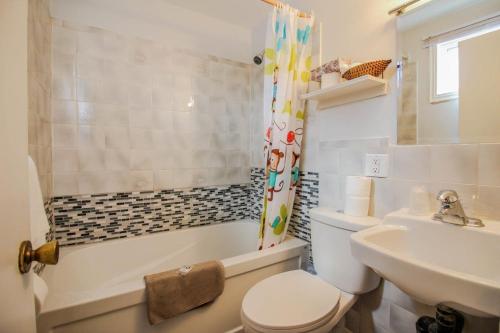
top-left (350, 209), bottom-right (500, 317)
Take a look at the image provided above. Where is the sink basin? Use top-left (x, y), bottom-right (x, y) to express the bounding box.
top-left (350, 209), bottom-right (500, 317)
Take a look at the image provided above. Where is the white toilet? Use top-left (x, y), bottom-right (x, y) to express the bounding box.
top-left (241, 207), bottom-right (381, 333)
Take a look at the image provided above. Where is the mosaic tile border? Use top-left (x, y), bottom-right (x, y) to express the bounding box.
top-left (51, 184), bottom-right (249, 246)
top-left (47, 168), bottom-right (319, 265)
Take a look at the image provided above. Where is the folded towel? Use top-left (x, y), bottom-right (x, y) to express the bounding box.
top-left (144, 260), bottom-right (225, 325)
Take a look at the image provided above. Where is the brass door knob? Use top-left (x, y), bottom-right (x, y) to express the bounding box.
top-left (18, 240), bottom-right (59, 274)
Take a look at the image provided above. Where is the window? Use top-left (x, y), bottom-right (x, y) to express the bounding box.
top-left (429, 21), bottom-right (500, 103)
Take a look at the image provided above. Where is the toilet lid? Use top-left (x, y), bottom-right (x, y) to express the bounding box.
top-left (241, 270), bottom-right (340, 332)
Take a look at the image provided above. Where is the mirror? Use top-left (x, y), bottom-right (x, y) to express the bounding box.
top-left (396, 0), bottom-right (500, 144)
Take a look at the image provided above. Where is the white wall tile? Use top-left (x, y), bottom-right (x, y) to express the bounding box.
top-left (99, 104), bottom-right (129, 126)
top-left (153, 149), bottom-right (173, 169)
top-left (430, 144), bottom-right (478, 184)
top-left (152, 130), bottom-right (174, 148)
top-left (476, 186), bottom-right (500, 220)
top-left (105, 127), bottom-right (129, 149)
top-left (319, 173), bottom-right (344, 210)
top-left (52, 100), bottom-right (77, 124)
top-left (127, 83), bottom-right (152, 107)
top-left (52, 25), bottom-right (76, 54)
top-left (129, 108), bottom-right (153, 128)
top-left (78, 172), bottom-right (107, 194)
top-left (105, 149), bottom-right (130, 171)
top-left (98, 80), bottom-right (129, 104)
top-left (78, 125), bottom-right (105, 148)
top-left (153, 170), bottom-right (172, 190)
top-left (478, 143), bottom-right (500, 187)
top-left (390, 145), bottom-right (430, 181)
top-left (53, 173), bottom-right (78, 196)
top-left (318, 148), bottom-right (339, 173)
top-left (105, 171), bottom-right (130, 193)
top-left (129, 128), bottom-right (152, 149)
top-left (338, 149), bottom-right (366, 176)
top-left (151, 109), bottom-right (173, 131)
top-left (130, 171), bottom-right (153, 191)
top-left (170, 168), bottom-right (194, 188)
top-left (53, 71), bottom-right (75, 100)
top-left (53, 149), bottom-right (78, 172)
top-left (76, 77), bottom-right (100, 102)
top-left (130, 149), bottom-right (153, 170)
top-left (53, 124), bottom-right (77, 147)
top-left (370, 178), bottom-right (396, 218)
top-left (76, 54), bottom-right (103, 79)
top-left (77, 102), bottom-right (97, 125)
top-left (152, 84), bottom-right (174, 107)
top-left (53, 51), bottom-right (75, 78)
top-left (52, 21), bottom-right (252, 195)
top-left (78, 148), bottom-right (105, 171)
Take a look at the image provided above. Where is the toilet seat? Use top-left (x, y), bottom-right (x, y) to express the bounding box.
top-left (241, 270), bottom-right (341, 333)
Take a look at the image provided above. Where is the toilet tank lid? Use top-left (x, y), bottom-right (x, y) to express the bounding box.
top-left (310, 207), bottom-right (381, 231)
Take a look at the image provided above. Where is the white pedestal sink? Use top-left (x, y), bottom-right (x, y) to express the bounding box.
top-left (350, 209), bottom-right (500, 317)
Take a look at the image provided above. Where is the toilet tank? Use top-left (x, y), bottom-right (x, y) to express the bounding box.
top-left (310, 207), bottom-right (380, 294)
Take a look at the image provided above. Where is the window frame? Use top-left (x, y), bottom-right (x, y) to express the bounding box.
top-left (429, 43), bottom-right (458, 104)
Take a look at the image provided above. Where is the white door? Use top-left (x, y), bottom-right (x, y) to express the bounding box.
top-left (0, 0), bottom-right (37, 332)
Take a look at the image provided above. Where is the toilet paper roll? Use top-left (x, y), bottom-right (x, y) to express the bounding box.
top-left (345, 176), bottom-right (372, 197)
top-left (33, 274), bottom-right (48, 314)
top-left (344, 196), bottom-right (370, 217)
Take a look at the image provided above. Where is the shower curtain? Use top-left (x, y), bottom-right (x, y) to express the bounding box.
top-left (259, 4), bottom-right (314, 249)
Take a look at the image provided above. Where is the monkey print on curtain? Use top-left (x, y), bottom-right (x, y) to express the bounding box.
top-left (259, 4), bottom-right (314, 249)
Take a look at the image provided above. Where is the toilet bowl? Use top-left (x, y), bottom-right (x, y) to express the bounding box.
top-left (241, 208), bottom-right (381, 333)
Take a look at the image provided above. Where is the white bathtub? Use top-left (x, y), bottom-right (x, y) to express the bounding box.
top-left (38, 220), bottom-right (307, 333)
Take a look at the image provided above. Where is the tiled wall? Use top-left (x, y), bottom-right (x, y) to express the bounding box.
top-left (28, 0), bottom-right (52, 199)
top-left (319, 139), bottom-right (500, 221)
top-left (318, 138), bottom-right (500, 332)
top-left (51, 20), bottom-right (251, 196)
top-left (250, 64), bottom-right (265, 168)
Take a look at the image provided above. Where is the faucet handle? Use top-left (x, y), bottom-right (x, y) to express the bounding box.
top-left (436, 190), bottom-right (459, 204)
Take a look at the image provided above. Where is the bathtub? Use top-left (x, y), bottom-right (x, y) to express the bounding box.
top-left (37, 220), bottom-right (307, 333)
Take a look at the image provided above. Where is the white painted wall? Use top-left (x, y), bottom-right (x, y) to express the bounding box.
top-left (459, 28), bottom-right (500, 143)
top-left (251, 0), bottom-right (398, 171)
top-left (50, 0), bottom-right (253, 63)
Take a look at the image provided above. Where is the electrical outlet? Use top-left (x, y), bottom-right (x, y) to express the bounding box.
top-left (364, 154), bottom-right (388, 177)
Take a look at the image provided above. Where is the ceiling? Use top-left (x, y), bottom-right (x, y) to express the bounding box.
top-left (162, 0), bottom-right (270, 29)
top-left (161, 0), bottom-right (411, 30)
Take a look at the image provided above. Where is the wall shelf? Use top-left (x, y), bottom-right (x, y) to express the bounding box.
top-left (301, 75), bottom-right (388, 110)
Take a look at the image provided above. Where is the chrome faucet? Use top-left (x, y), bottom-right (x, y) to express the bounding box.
top-left (433, 190), bottom-right (484, 227)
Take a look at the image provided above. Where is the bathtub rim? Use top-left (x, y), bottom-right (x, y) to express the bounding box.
top-left (38, 222), bottom-right (307, 330)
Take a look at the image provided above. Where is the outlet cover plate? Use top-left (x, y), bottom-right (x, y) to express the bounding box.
top-left (364, 154), bottom-right (388, 178)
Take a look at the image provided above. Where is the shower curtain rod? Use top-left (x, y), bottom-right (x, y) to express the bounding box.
top-left (388, 0), bottom-right (422, 16)
top-left (259, 0), bottom-right (310, 18)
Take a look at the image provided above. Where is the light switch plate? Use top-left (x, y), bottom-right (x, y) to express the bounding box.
top-left (364, 154), bottom-right (388, 178)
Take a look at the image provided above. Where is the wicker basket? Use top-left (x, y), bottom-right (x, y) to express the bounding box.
top-left (342, 59), bottom-right (391, 80)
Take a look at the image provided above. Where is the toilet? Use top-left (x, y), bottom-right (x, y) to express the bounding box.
top-left (241, 207), bottom-right (381, 333)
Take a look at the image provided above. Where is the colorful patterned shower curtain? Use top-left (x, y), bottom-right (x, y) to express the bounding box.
top-left (259, 5), bottom-right (314, 249)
